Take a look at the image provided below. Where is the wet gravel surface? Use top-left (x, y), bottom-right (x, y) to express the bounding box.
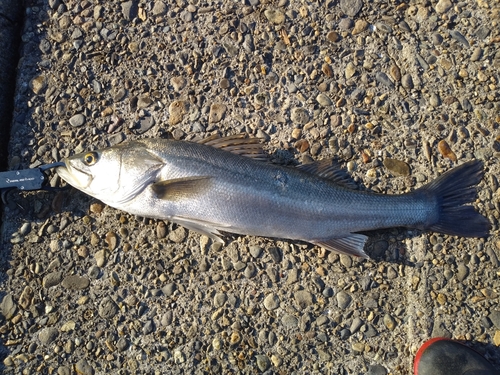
top-left (1, 0), bottom-right (500, 374)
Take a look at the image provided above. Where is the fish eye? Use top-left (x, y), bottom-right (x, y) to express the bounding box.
top-left (83, 152), bottom-right (99, 166)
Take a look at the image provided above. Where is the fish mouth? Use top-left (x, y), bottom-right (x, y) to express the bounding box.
top-left (56, 159), bottom-right (93, 189)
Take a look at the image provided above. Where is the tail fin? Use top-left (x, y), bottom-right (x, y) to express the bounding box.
top-left (421, 160), bottom-right (490, 237)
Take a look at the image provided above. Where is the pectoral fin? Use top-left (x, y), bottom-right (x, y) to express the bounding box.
top-left (151, 176), bottom-right (212, 201)
top-left (312, 234), bottom-right (369, 258)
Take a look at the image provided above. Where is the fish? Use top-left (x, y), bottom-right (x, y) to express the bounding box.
top-left (55, 134), bottom-right (490, 258)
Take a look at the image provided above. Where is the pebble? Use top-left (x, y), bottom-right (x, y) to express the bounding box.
top-left (19, 286), bottom-right (34, 309)
top-left (75, 359), bottom-right (94, 375)
top-left (116, 338), bottom-right (128, 352)
top-left (271, 354), bottom-right (282, 367)
top-left (163, 283), bottom-right (176, 296)
top-left (88, 265), bottom-right (101, 279)
top-left (340, 0), bottom-right (363, 17)
top-left (121, 1), bottom-right (137, 20)
top-left (345, 62), bottom-right (356, 79)
top-left (449, 30), bottom-right (470, 48)
top-left (489, 311), bottom-right (500, 329)
top-left (475, 25), bottom-right (491, 40)
top-left (352, 19), bottom-right (368, 35)
top-left (323, 287), bottom-right (334, 298)
top-left (169, 227), bottom-right (187, 243)
top-left (171, 76), bottom-right (186, 92)
top-left (471, 47), bottom-right (483, 62)
top-left (137, 95), bottom-right (153, 109)
top-left (390, 65), bottom-right (401, 82)
top-left (264, 9), bottom-right (285, 24)
top-left (316, 93), bottom-right (332, 107)
top-left (365, 324), bottom-right (378, 338)
top-left (327, 31), bottom-right (341, 43)
top-left (214, 292), bottom-right (227, 308)
top-left (383, 314), bottom-right (397, 330)
top-left (173, 350), bottom-right (185, 363)
top-left (367, 364), bottom-right (388, 375)
top-left (267, 247), bottom-right (282, 263)
top-left (255, 355), bottom-right (271, 372)
top-left (69, 114), bottom-right (86, 127)
top-left (113, 88), bottom-right (127, 102)
top-left (340, 254), bottom-right (352, 268)
top-left (30, 75), bottom-right (46, 94)
top-left (457, 263), bottom-right (469, 282)
top-left (494, 331), bottom-right (500, 346)
top-left (281, 314), bottom-right (299, 328)
top-left (169, 100), bottom-right (189, 125)
top-left (43, 271), bottom-right (63, 288)
top-left (143, 320), bottom-right (155, 335)
top-left (105, 231), bottom-right (118, 250)
top-left (244, 263), bottom-right (257, 278)
top-left (249, 245), bottom-right (262, 258)
top-left (375, 72), bottom-right (395, 89)
top-left (200, 257), bottom-right (210, 272)
top-left (94, 250), bottom-right (107, 267)
top-left (0, 294), bottom-right (17, 320)
top-left (137, 115), bottom-right (155, 134)
top-left (429, 93), bottom-right (441, 108)
top-left (291, 108), bottom-right (310, 125)
top-left (39, 327), bottom-right (59, 345)
top-left (294, 290), bottom-right (314, 308)
top-left (229, 331), bottom-right (241, 345)
top-left (437, 140), bottom-right (457, 162)
top-left (336, 291), bottom-right (352, 309)
top-left (383, 158), bottom-right (410, 176)
top-left (339, 18), bottom-right (353, 30)
top-left (98, 297), bottom-right (119, 319)
top-left (152, 1), bottom-right (167, 16)
top-left (61, 275), bottom-right (90, 290)
top-left (435, 0), bottom-right (452, 13)
top-left (156, 221), bottom-right (167, 239)
top-left (60, 321), bottom-right (76, 332)
top-left (352, 342), bottom-right (365, 353)
top-left (350, 317), bottom-right (363, 334)
top-left (286, 268), bottom-right (299, 284)
top-left (208, 103), bottom-right (226, 123)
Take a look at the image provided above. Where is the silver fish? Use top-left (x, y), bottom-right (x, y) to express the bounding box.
top-left (56, 134), bottom-right (490, 257)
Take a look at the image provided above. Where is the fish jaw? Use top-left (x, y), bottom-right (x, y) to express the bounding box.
top-left (56, 159), bottom-right (93, 190)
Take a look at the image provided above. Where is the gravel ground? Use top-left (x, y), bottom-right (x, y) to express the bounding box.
top-left (1, 0), bottom-right (500, 374)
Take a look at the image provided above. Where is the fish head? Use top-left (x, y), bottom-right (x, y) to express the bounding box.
top-left (56, 142), bottom-right (164, 206)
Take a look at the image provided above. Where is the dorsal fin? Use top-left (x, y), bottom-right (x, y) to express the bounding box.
top-left (297, 159), bottom-right (359, 189)
top-left (199, 134), bottom-right (267, 161)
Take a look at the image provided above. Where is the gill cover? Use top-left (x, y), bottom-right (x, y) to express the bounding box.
top-left (57, 141), bottom-right (165, 206)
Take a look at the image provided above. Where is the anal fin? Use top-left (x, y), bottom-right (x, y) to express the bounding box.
top-left (312, 234), bottom-right (369, 258)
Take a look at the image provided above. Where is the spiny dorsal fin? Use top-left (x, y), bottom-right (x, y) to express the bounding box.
top-left (312, 234), bottom-right (369, 258)
top-left (151, 176), bottom-right (212, 201)
top-left (199, 134), bottom-right (267, 161)
top-left (298, 159), bottom-right (359, 189)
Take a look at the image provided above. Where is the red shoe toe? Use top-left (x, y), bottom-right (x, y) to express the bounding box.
top-left (414, 338), bottom-right (499, 375)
